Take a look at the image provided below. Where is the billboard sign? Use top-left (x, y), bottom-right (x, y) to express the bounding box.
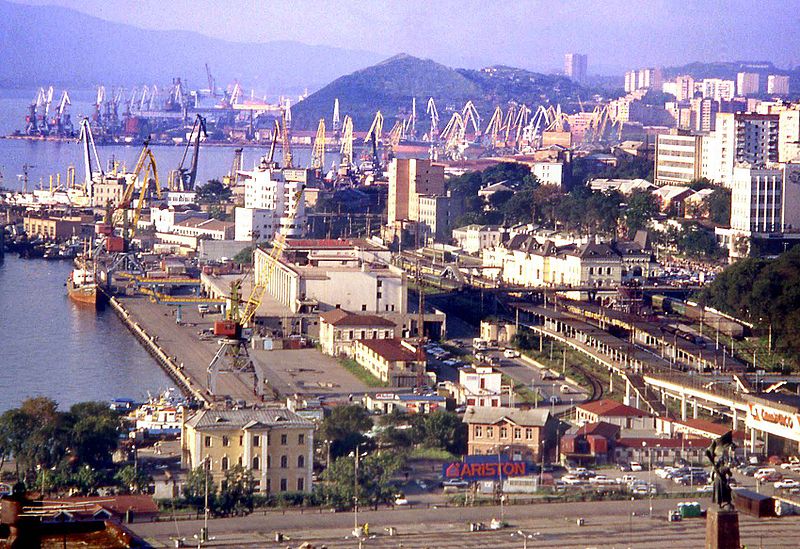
top-left (442, 456), bottom-right (532, 481)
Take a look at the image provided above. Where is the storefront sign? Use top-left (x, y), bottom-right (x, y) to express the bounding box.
top-left (746, 403), bottom-right (800, 442)
top-left (443, 456), bottom-right (531, 481)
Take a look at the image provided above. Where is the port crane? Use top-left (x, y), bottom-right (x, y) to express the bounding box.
top-left (207, 186), bottom-right (305, 398)
top-left (173, 114), bottom-right (207, 191)
top-left (364, 111), bottom-right (384, 173)
top-left (425, 97), bottom-right (439, 141)
top-left (332, 98), bottom-right (340, 133)
top-left (339, 115), bottom-right (354, 175)
top-left (223, 148), bottom-right (244, 187)
top-left (311, 118), bottom-right (326, 172)
top-left (78, 118), bottom-right (104, 195)
top-left (118, 140), bottom-right (161, 242)
top-left (280, 110), bottom-right (293, 168)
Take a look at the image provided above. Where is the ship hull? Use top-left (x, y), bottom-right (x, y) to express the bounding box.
top-left (67, 278), bottom-right (98, 307)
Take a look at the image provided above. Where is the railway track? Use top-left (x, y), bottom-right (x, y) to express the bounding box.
top-left (571, 363), bottom-right (604, 402)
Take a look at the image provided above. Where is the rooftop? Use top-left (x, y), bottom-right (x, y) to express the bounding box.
top-left (185, 408), bottom-right (313, 430)
top-left (357, 338), bottom-right (420, 362)
top-left (320, 309), bottom-right (395, 327)
top-left (577, 399), bottom-right (651, 418)
top-left (462, 405), bottom-right (551, 427)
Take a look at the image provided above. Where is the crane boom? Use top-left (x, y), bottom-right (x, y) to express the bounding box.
top-left (311, 118), bottom-right (326, 171)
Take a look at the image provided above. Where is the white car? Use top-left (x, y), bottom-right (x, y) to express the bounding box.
top-left (630, 462), bottom-right (643, 472)
top-left (503, 349), bottom-right (520, 358)
top-left (589, 475), bottom-right (611, 484)
top-left (561, 475), bottom-right (584, 485)
top-left (394, 496), bottom-right (409, 506)
top-left (775, 479), bottom-right (800, 490)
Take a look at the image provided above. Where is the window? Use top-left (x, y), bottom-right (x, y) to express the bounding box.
top-left (253, 435), bottom-right (260, 447)
top-left (298, 434), bottom-right (305, 445)
top-left (486, 426), bottom-right (494, 437)
top-left (253, 456), bottom-right (260, 470)
top-left (280, 455), bottom-right (288, 468)
top-left (280, 478), bottom-right (287, 491)
top-left (204, 436), bottom-right (212, 447)
top-left (361, 304), bottom-right (367, 311)
top-left (267, 455), bottom-right (272, 468)
top-left (239, 435), bottom-right (243, 446)
top-left (297, 477), bottom-right (305, 491)
top-left (475, 425), bottom-right (483, 437)
top-left (281, 434), bottom-right (288, 445)
top-left (222, 436), bottom-right (230, 447)
top-left (298, 455), bottom-right (305, 468)
top-left (500, 427), bottom-right (508, 439)
top-left (221, 456), bottom-right (229, 470)
top-left (514, 428), bottom-right (521, 439)
top-left (525, 428), bottom-right (533, 440)
top-left (238, 456), bottom-right (243, 466)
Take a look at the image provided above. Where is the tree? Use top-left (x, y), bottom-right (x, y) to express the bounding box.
top-left (0, 398), bottom-right (68, 483)
top-left (623, 190), bottom-right (660, 236)
top-left (233, 245), bottom-right (254, 266)
top-left (677, 223), bottom-right (719, 258)
top-left (182, 465), bottom-right (217, 511)
top-left (66, 402), bottom-right (122, 468)
top-left (196, 179), bottom-right (232, 204)
top-left (217, 465), bottom-right (254, 515)
top-left (411, 410), bottom-right (467, 455)
top-left (704, 188), bottom-right (731, 226)
top-left (114, 464), bottom-right (152, 494)
top-left (319, 405), bottom-right (373, 458)
top-left (320, 451), bottom-right (404, 510)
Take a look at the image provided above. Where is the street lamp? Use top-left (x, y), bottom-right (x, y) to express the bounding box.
top-left (351, 444), bottom-right (368, 538)
top-left (495, 445), bottom-right (510, 523)
top-left (512, 530), bottom-right (537, 549)
top-left (641, 441), bottom-right (653, 518)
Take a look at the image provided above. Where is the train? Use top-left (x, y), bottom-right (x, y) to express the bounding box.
top-left (651, 295), bottom-right (747, 340)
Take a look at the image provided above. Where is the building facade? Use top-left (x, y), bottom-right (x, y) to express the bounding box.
top-left (463, 406), bottom-right (556, 462)
top-left (654, 132), bottom-right (704, 186)
top-left (452, 224), bottom-right (503, 254)
top-left (352, 338), bottom-right (426, 387)
top-left (767, 75), bottom-right (790, 96)
top-left (564, 53), bottom-right (587, 84)
top-left (737, 72), bottom-right (760, 97)
top-left (234, 165), bottom-right (307, 242)
top-left (318, 309), bottom-right (396, 357)
top-left (730, 164), bottom-right (800, 236)
top-left (182, 409), bottom-right (314, 494)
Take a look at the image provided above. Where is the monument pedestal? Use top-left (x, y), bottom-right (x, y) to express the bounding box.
top-left (705, 507), bottom-right (740, 549)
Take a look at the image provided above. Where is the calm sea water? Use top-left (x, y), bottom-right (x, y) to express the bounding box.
top-left (0, 254), bottom-right (175, 411)
top-left (0, 88), bottom-right (310, 411)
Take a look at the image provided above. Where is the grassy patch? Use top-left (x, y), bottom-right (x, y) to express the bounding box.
top-left (501, 373), bottom-right (541, 405)
top-left (409, 446), bottom-right (458, 461)
top-left (338, 358), bottom-right (387, 387)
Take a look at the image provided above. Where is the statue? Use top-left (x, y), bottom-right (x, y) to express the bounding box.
top-left (705, 430), bottom-right (736, 509)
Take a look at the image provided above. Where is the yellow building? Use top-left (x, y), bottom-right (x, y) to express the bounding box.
top-left (352, 339), bottom-right (426, 388)
top-left (318, 309), bottom-right (396, 357)
top-left (182, 409), bottom-right (314, 493)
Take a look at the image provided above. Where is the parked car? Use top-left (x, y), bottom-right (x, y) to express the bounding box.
top-left (696, 485), bottom-right (713, 494)
top-left (775, 479), bottom-right (800, 490)
top-left (503, 348), bottom-right (521, 358)
top-left (589, 475), bottom-right (612, 485)
top-left (630, 462), bottom-right (643, 472)
top-left (394, 496), bottom-right (409, 506)
top-left (443, 478), bottom-right (469, 489)
top-left (561, 475), bottom-right (584, 485)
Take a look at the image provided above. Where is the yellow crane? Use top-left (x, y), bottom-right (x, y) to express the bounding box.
top-left (311, 118), bottom-right (326, 171)
top-left (340, 115), bottom-right (354, 171)
top-left (484, 107), bottom-right (503, 149)
top-left (116, 140), bottom-right (161, 241)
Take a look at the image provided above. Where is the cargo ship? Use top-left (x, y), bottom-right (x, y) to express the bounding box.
top-left (66, 265), bottom-right (98, 306)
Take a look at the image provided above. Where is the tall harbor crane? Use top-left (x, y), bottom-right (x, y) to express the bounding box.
top-left (78, 118), bottom-right (104, 195)
top-left (332, 98), bottom-right (340, 132)
top-left (339, 115), bottom-right (354, 173)
top-left (207, 186), bottom-right (305, 397)
top-left (280, 110), bottom-right (293, 168)
top-left (173, 114), bottom-right (207, 191)
top-left (364, 111), bottom-right (384, 172)
top-left (311, 119), bottom-right (326, 172)
top-left (426, 97), bottom-right (439, 141)
top-left (223, 148), bottom-right (243, 187)
top-left (484, 106), bottom-right (503, 149)
top-left (117, 140), bottom-right (161, 242)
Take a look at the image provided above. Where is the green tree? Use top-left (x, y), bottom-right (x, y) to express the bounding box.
top-left (677, 223), bottom-right (719, 258)
top-left (704, 188), bottom-right (732, 225)
top-left (0, 398), bottom-right (68, 483)
top-left (623, 190), bottom-right (660, 236)
top-left (217, 464), bottom-right (254, 515)
top-left (411, 410), bottom-right (467, 454)
top-left (115, 464), bottom-right (152, 494)
top-left (196, 179), bottom-right (232, 204)
top-left (320, 405), bottom-right (373, 458)
top-left (320, 451), bottom-right (404, 510)
top-left (182, 465), bottom-right (217, 511)
top-left (66, 402), bottom-right (122, 468)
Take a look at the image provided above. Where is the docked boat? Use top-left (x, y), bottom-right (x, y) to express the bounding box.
top-left (127, 388), bottom-right (187, 438)
top-left (67, 266), bottom-right (97, 306)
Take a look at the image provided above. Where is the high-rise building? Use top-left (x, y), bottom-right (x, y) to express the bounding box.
top-left (701, 78), bottom-right (736, 102)
top-left (675, 75), bottom-right (696, 101)
top-left (730, 163), bottom-right (800, 236)
top-left (234, 165), bottom-right (307, 241)
top-left (624, 71), bottom-right (638, 93)
top-left (736, 72), bottom-right (760, 97)
top-left (387, 158), bottom-right (445, 224)
top-left (654, 131), bottom-right (704, 186)
top-left (767, 75), bottom-right (790, 96)
top-left (690, 97), bottom-right (719, 132)
top-left (564, 53), bottom-right (588, 84)
top-left (779, 109), bottom-right (800, 163)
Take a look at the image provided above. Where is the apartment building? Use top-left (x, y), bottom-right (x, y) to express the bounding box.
top-left (463, 406), bottom-right (556, 462)
top-left (564, 53), bottom-right (588, 84)
top-left (737, 72), bottom-right (760, 97)
top-left (234, 165), bottom-right (307, 242)
top-left (768, 75), bottom-right (790, 96)
top-left (654, 131), bottom-right (704, 186)
top-left (318, 309), bottom-right (396, 357)
top-left (352, 338), bottom-right (426, 387)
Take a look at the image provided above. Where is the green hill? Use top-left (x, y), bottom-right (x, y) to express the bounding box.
top-left (291, 54), bottom-right (593, 132)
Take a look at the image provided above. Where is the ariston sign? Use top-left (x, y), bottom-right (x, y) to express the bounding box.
top-left (443, 457), bottom-right (532, 481)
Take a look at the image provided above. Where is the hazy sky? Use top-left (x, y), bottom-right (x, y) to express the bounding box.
top-left (15, 0), bottom-right (800, 73)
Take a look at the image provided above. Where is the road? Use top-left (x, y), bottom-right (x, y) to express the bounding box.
top-left (132, 496), bottom-right (800, 548)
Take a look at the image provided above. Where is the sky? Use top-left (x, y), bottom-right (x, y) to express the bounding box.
top-left (14, 0), bottom-right (800, 74)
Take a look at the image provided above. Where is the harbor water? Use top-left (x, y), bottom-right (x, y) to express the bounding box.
top-left (0, 254), bottom-right (174, 411)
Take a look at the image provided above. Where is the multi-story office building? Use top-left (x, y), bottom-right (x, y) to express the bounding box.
top-left (730, 164), bottom-right (800, 236)
top-left (564, 53), bottom-right (588, 84)
top-left (654, 131), bottom-right (704, 186)
top-left (737, 72), bottom-right (760, 97)
top-left (767, 75), bottom-right (790, 96)
top-left (387, 158), bottom-right (446, 224)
